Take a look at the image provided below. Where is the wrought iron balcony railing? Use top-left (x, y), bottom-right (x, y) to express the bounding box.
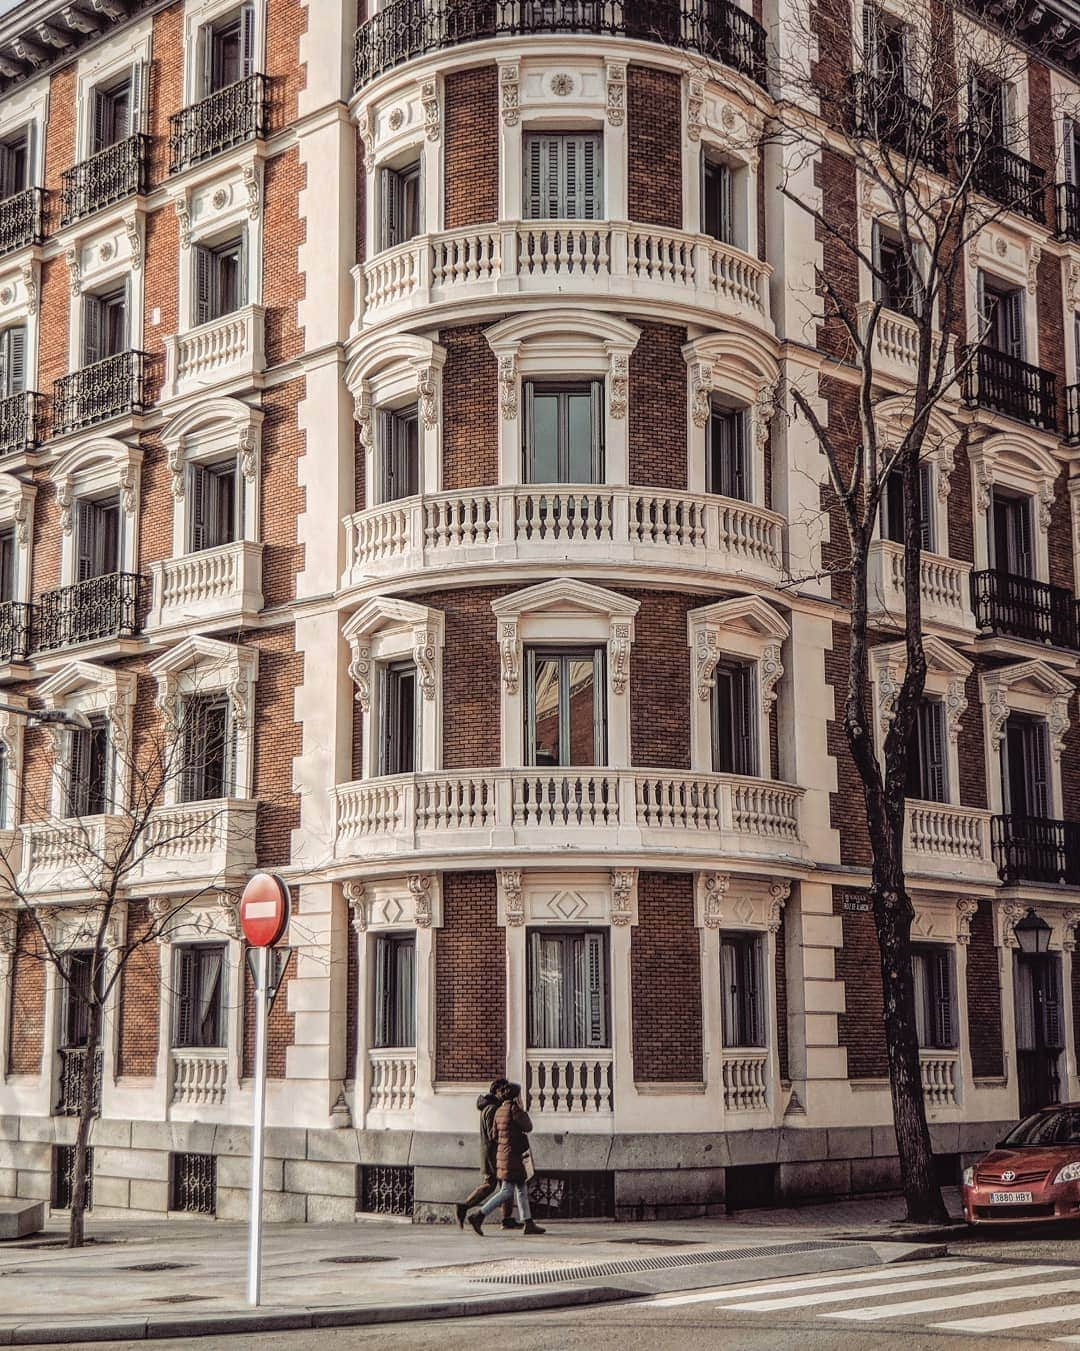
top-left (971, 569), bottom-right (1079, 651)
top-left (0, 600), bottom-right (33, 665)
top-left (0, 389), bottom-right (44, 455)
top-left (354, 0), bottom-right (768, 92)
top-left (52, 350), bottom-right (150, 436)
top-left (168, 73), bottom-right (270, 174)
top-left (961, 345), bottom-right (1057, 431)
top-left (992, 814), bottom-right (1080, 887)
top-left (853, 73), bottom-right (948, 174)
top-left (1057, 182), bottom-right (1080, 241)
top-left (960, 126), bottom-right (1045, 222)
top-left (55, 1045), bottom-right (102, 1117)
top-left (0, 186), bottom-right (44, 255)
top-left (59, 134), bottom-right (150, 227)
top-left (34, 572), bottom-right (142, 653)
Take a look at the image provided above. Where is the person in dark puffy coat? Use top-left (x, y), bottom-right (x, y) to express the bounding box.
top-left (466, 1081), bottom-right (546, 1236)
top-left (455, 1079), bottom-right (520, 1229)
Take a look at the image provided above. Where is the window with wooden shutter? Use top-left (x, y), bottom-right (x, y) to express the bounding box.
top-left (711, 661), bottom-right (758, 776)
top-left (1042, 957), bottom-right (1064, 1050)
top-left (62, 950), bottom-right (102, 1048)
top-left (187, 460), bottom-right (238, 552)
top-left (1002, 713), bottom-right (1051, 818)
top-left (194, 235), bottom-right (246, 325)
top-left (75, 495), bottom-right (121, 580)
top-left (180, 693), bottom-right (231, 802)
top-left (906, 697), bottom-right (948, 804)
top-left (0, 324), bottom-right (26, 398)
top-left (66, 715), bottom-right (110, 818)
top-left (989, 489), bottom-right (1034, 577)
top-left (523, 133), bottom-right (603, 220)
top-left (981, 276), bottom-right (1026, 358)
top-left (872, 225), bottom-right (915, 318)
top-left (702, 157), bottom-right (735, 244)
top-left (912, 945), bottom-right (956, 1049)
top-left (92, 67), bottom-right (140, 152)
top-left (0, 527), bottom-right (16, 603)
top-left (0, 129), bottom-right (29, 200)
top-left (706, 404), bottom-right (749, 501)
top-left (720, 932), bottom-right (765, 1048)
top-left (378, 660), bottom-right (418, 777)
top-left (378, 404), bottom-right (420, 503)
top-left (173, 945), bottom-right (226, 1048)
top-left (82, 288), bottom-right (127, 366)
top-left (378, 162), bottom-right (421, 250)
top-left (526, 928), bottom-right (609, 1049)
top-left (373, 933), bottom-right (416, 1048)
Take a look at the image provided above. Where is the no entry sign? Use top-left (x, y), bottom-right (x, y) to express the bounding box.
top-left (239, 873), bottom-right (290, 948)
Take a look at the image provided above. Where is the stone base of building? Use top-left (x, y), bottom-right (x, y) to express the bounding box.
top-left (0, 1115), bottom-right (1011, 1224)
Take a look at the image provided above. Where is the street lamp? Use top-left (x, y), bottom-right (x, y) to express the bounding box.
top-left (1014, 908), bottom-right (1052, 955)
top-left (0, 703), bottom-right (92, 731)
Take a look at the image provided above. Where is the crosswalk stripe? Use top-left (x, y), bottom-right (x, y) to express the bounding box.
top-left (829, 1272), bottom-right (1080, 1322)
top-left (935, 1302), bottom-right (1080, 1334)
top-left (647, 1259), bottom-right (983, 1307)
top-left (727, 1264), bottom-right (1066, 1313)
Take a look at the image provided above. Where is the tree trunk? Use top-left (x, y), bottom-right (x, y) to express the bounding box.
top-left (68, 1002), bottom-right (101, 1249)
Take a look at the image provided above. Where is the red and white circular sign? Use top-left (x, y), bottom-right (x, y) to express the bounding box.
top-left (239, 873), bottom-right (290, 948)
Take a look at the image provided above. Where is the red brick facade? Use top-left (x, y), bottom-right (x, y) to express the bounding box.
top-left (116, 901), bottom-right (160, 1079)
top-left (631, 872), bottom-right (703, 1082)
top-left (444, 66), bottom-right (499, 229)
top-left (440, 325), bottom-right (501, 490)
top-left (628, 322), bottom-right (689, 489)
top-left (835, 892), bottom-right (888, 1079)
top-left (966, 901), bottom-right (1004, 1079)
top-left (627, 66), bottom-right (682, 228)
top-left (435, 872), bottom-right (505, 1081)
top-left (8, 913), bottom-right (45, 1076)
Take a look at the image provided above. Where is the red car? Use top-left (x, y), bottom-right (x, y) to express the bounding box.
top-left (962, 1103), bottom-right (1080, 1224)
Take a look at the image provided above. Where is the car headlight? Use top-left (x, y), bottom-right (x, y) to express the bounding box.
top-left (962, 1166), bottom-right (975, 1186)
top-left (1055, 1162), bottom-right (1080, 1184)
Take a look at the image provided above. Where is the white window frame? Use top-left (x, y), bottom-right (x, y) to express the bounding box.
top-left (872, 397), bottom-right (958, 557)
top-left (50, 438), bottom-right (142, 587)
top-left (687, 596), bottom-right (788, 776)
top-left (965, 233), bottom-right (1040, 369)
top-left (73, 17), bottom-right (152, 163)
top-left (38, 660), bottom-right (137, 818)
top-left (161, 397), bottom-right (262, 558)
top-left (485, 310), bottom-right (639, 487)
top-left (683, 84), bottom-right (758, 250)
top-left (364, 127), bottom-right (436, 257)
top-left (148, 635), bottom-right (259, 805)
top-left (0, 472), bottom-right (35, 605)
top-left (682, 334), bottom-right (777, 500)
top-left (182, 0), bottom-right (265, 108)
top-left (343, 597), bottom-right (445, 779)
top-left (967, 430), bottom-right (1058, 581)
top-left (175, 171), bottom-right (262, 333)
top-left (980, 659), bottom-right (1072, 815)
top-left (0, 695), bottom-right (27, 830)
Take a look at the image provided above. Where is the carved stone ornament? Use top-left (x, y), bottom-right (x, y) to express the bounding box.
top-left (998, 900), bottom-right (1029, 949)
top-left (420, 79), bottom-right (440, 140)
top-left (388, 108), bottom-right (404, 131)
top-left (1049, 693), bottom-right (1071, 756)
top-left (120, 465), bottom-right (138, 515)
top-left (124, 214), bottom-right (142, 270)
top-left (498, 353), bottom-right (518, 420)
top-left (0, 285), bottom-right (13, 306)
top-left (155, 677), bottom-right (180, 735)
top-left (413, 626), bottom-right (439, 701)
top-left (767, 881), bottom-right (791, 932)
top-left (1069, 259), bottom-right (1080, 312)
top-left (754, 382), bottom-right (778, 453)
top-left (216, 899), bottom-right (242, 941)
top-left (608, 622), bottom-right (632, 696)
top-left (228, 672), bottom-right (251, 733)
top-left (550, 72), bottom-right (573, 96)
top-left (994, 236), bottom-right (1008, 258)
top-left (877, 659), bottom-right (900, 737)
top-left (1063, 909), bottom-right (1080, 952)
top-left (174, 194), bottom-right (192, 249)
top-left (934, 442), bottom-right (955, 502)
top-left (701, 871), bottom-right (729, 929)
top-left (499, 63), bottom-right (520, 126)
top-left (985, 682), bottom-right (1011, 750)
top-left (357, 107), bottom-right (375, 168)
top-left (499, 620), bottom-right (520, 695)
top-left (239, 427), bottom-right (258, 482)
top-left (57, 482), bottom-right (73, 535)
top-left (605, 61), bottom-right (626, 126)
top-left (945, 676), bottom-right (968, 743)
top-left (1039, 479), bottom-right (1056, 532)
top-left (499, 869), bottom-right (524, 926)
top-left (344, 880), bottom-right (367, 932)
top-left (974, 460), bottom-right (993, 515)
top-left (65, 245), bottom-right (81, 297)
top-left (167, 441), bottom-right (185, 498)
top-left (955, 898), bottom-right (979, 945)
top-left (760, 643), bottom-right (784, 713)
top-left (610, 869), bottom-right (636, 926)
top-left (686, 78), bottom-right (705, 142)
top-left (609, 352), bottom-right (629, 420)
top-left (1027, 242), bottom-right (1042, 295)
top-left (243, 163), bottom-right (261, 220)
top-left (212, 186), bottom-right (229, 210)
top-left (348, 642), bottom-right (371, 712)
top-left (417, 366), bottom-right (439, 430)
top-left (696, 629), bottom-right (723, 702)
top-left (689, 360), bottom-right (714, 428)
top-left (21, 264), bottom-right (37, 316)
top-left (353, 382), bottom-right (373, 450)
top-left (409, 873), bottom-right (434, 926)
top-left (12, 494), bottom-right (30, 548)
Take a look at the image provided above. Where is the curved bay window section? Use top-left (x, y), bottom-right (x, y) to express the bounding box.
top-left (353, 0), bottom-right (767, 93)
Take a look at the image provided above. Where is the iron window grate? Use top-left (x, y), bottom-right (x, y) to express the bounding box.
top-left (529, 1170), bottom-right (614, 1221)
top-left (357, 1163), bottom-right (413, 1216)
top-left (52, 1145), bottom-right (92, 1211)
top-left (474, 1239), bottom-right (855, 1285)
top-left (170, 1153), bottom-right (216, 1215)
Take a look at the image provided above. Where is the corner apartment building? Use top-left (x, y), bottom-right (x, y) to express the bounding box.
top-left (0, 0), bottom-right (1076, 1224)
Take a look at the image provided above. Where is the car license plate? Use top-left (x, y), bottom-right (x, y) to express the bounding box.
top-left (989, 1191), bottom-right (1034, 1204)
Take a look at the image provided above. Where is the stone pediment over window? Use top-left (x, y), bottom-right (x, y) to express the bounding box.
top-left (682, 330), bottom-right (779, 431)
top-left (161, 396), bottom-right (262, 507)
top-left (873, 396), bottom-right (960, 505)
top-left (345, 332), bottom-right (447, 444)
top-left (687, 595), bottom-right (788, 706)
top-left (870, 635), bottom-right (973, 742)
top-left (343, 596), bottom-right (445, 714)
top-left (979, 659), bottom-right (1074, 754)
top-left (50, 436), bottom-right (143, 538)
top-left (39, 660), bottom-right (138, 814)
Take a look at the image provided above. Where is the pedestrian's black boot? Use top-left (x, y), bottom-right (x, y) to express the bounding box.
top-left (522, 1220), bottom-right (546, 1235)
top-left (501, 1217), bottom-right (523, 1229)
top-left (467, 1211), bottom-right (485, 1236)
top-left (455, 1203), bottom-right (468, 1229)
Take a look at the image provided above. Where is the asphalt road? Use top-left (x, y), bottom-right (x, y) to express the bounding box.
top-left (33, 1229), bottom-right (1080, 1351)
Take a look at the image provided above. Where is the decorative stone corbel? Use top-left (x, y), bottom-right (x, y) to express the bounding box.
top-left (409, 873), bottom-right (434, 927)
top-left (985, 681), bottom-right (1011, 750)
top-left (1038, 479), bottom-right (1056, 533)
top-left (353, 381), bottom-right (373, 450)
top-left (876, 656), bottom-right (901, 737)
top-left (605, 61), bottom-right (626, 126)
top-left (689, 360), bottom-right (714, 428)
top-left (174, 193), bottom-right (192, 249)
top-left (608, 351), bottom-right (629, 420)
top-left (227, 670), bottom-right (252, 733)
top-left (420, 78), bottom-right (440, 141)
top-left (955, 898), bottom-right (979, 944)
top-left (65, 245), bottom-right (81, 297)
top-left (996, 899), bottom-right (1029, 949)
top-left (1069, 259), bottom-right (1080, 312)
top-left (608, 621), bottom-right (632, 697)
top-left (20, 263), bottom-right (37, 316)
top-left (1027, 241), bottom-right (1042, 295)
top-left (686, 77), bottom-right (704, 141)
top-left (347, 641), bottom-right (371, 713)
top-left (124, 214), bottom-right (142, 271)
top-left (499, 619), bottom-right (519, 695)
top-left (155, 675), bottom-right (180, 736)
top-left (760, 643), bottom-right (784, 713)
top-left (610, 869), bottom-right (637, 926)
top-left (217, 897), bottom-right (242, 941)
top-left (945, 675), bottom-right (968, 743)
top-left (499, 62), bottom-right (520, 126)
top-left (1049, 693), bottom-right (1071, 756)
top-left (499, 869), bottom-right (524, 926)
top-left (120, 464), bottom-right (138, 516)
top-left (767, 881), bottom-right (791, 932)
top-left (1063, 909), bottom-right (1080, 952)
top-left (12, 492), bottom-right (30, 548)
top-left (416, 366), bottom-right (439, 430)
top-left (357, 107), bottom-right (375, 169)
top-left (413, 627), bottom-right (438, 702)
top-left (167, 439), bottom-right (185, 498)
top-left (973, 459), bottom-right (993, 514)
top-left (243, 162), bottom-right (261, 220)
top-left (699, 871), bottom-right (729, 929)
top-left (753, 381), bottom-right (778, 453)
top-left (498, 353), bottom-right (518, 420)
top-left (695, 628), bottom-right (722, 702)
top-left (238, 426), bottom-right (258, 483)
top-left (344, 880), bottom-right (367, 932)
top-left (0, 910), bottom-right (14, 955)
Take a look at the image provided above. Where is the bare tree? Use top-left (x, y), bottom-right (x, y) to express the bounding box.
top-left (693, 0), bottom-right (1073, 1219)
top-left (0, 676), bottom-right (262, 1247)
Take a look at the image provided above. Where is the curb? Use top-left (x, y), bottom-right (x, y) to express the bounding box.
top-left (0, 1284), bottom-right (638, 1344)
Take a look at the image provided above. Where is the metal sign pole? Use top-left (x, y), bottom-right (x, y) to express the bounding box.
top-left (246, 944), bottom-right (269, 1307)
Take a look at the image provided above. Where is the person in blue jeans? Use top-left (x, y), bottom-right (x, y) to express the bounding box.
top-left (466, 1081), bottom-right (546, 1236)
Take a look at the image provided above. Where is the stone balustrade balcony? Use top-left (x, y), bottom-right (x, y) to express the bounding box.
top-left (920, 1049), bottom-right (960, 1109)
top-left (867, 540), bottom-right (975, 639)
top-left (368, 1049), bottom-right (417, 1115)
top-left (333, 769), bottom-right (807, 864)
top-left (720, 1047), bottom-right (769, 1112)
top-left (857, 302), bottom-right (954, 389)
top-left (136, 798), bottom-right (258, 893)
top-left (903, 800), bottom-right (997, 884)
top-left (345, 487), bottom-right (784, 591)
top-left (525, 1049), bottom-right (614, 1117)
top-left (162, 305), bottom-right (265, 402)
top-left (171, 1048), bottom-right (228, 1108)
top-left (148, 541), bottom-right (264, 637)
top-left (18, 815), bottom-right (131, 898)
top-left (353, 222), bottom-right (772, 330)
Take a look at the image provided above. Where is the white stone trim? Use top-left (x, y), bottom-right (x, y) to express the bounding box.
top-left (160, 397), bottom-right (262, 557)
top-left (0, 696), bottom-right (27, 831)
top-left (484, 310), bottom-right (641, 487)
top-left (871, 396), bottom-right (960, 555)
top-left (686, 595), bottom-right (789, 774)
top-left (968, 430), bottom-right (1060, 580)
top-left (0, 473), bottom-right (35, 606)
top-left (343, 596), bottom-right (445, 778)
top-left (979, 660), bottom-right (1074, 814)
top-left (50, 437), bottom-right (142, 584)
top-left (180, 0), bottom-right (268, 107)
top-left (683, 76), bottom-right (762, 250)
top-left (173, 172), bottom-right (262, 327)
top-left (491, 577), bottom-right (639, 768)
top-left (682, 330), bottom-right (779, 498)
top-left (38, 661), bottom-right (138, 816)
top-left (73, 15), bottom-right (153, 161)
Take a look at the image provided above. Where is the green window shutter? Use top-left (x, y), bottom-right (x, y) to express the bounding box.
top-left (128, 62), bottom-right (144, 137)
top-left (545, 135), bottom-right (562, 218)
top-left (240, 3), bottom-right (256, 79)
top-left (932, 948), bottom-right (954, 1048)
top-left (194, 244), bottom-right (213, 326)
top-left (5, 325), bottom-right (25, 396)
top-left (524, 136), bottom-right (543, 219)
top-left (584, 930), bottom-right (608, 1048)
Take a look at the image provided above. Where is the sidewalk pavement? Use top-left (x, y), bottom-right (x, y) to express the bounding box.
top-left (0, 1192), bottom-right (956, 1344)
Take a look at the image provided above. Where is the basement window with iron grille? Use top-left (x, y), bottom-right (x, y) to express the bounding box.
top-left (357, 1163), bottom-right (413, 1216)
top-left (529, 1170), bottom-right (614, 1220)
top-left (52, 1145), bottom-right (93, 1211)
top-left (171, 1152), bottom-right (217, 1215)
